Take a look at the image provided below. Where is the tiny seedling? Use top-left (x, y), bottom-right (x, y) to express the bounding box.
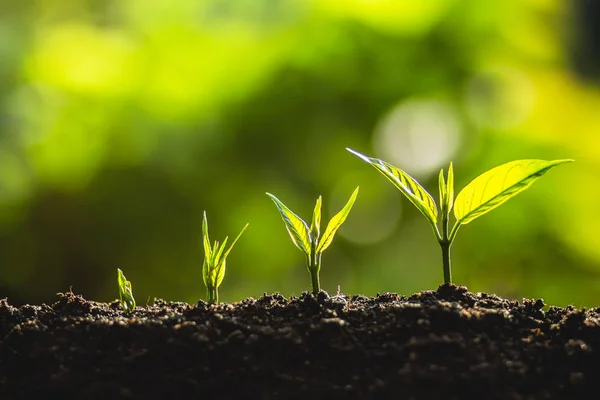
top-left (347, 148), bottom-right (572, 284)
top-left (267, 187), bottom-right (359, 295)
top-left (202, 211), bottom-right (249, 304)
top-left (117, 268), bottom-right (136, 313)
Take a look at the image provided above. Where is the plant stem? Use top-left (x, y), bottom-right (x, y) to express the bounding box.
top-left (441, 240), bottom-right (452, 284)
top-left (440, 207), bottom-right (452, 284)
top-left (207, 287), bottom-right (218, 304)
top-left (310, 268), bottom-right (320, 295)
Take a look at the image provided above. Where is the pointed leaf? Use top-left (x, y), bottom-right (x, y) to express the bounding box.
top-left (446, 162), bottom-right (454, 212)
top-left (222, 223), bottom-right (249, 260)
top-left (454, 159), bottom-right (573, 225)
top-left (266, 193), bottom-right (312, 255)
top-left (347, 148), bottom-right (437, 227)
top-left (311, 196), bottom-right (322, 241)
top-left (438, 168), bottom-right (446, 210)
top-left (202, 212), bottom-right (211, 261)
top-left (316, 187), bottom-right (359, 253)
top-left (213, 238), bottom-right (228, 266)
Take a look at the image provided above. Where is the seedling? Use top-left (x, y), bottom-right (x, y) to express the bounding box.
top-left (202, 211), bottom-right (249, 304)
top-left (117, 268), bottom-right (136, 313)
top-left (267, 187), bottom-right (359, 294)
top-left (347, 148), bottom-right (572, 284)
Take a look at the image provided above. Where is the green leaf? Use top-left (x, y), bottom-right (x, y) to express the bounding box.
top-left (446, 162), bottom-right (454, 212)
top-left (347, 148), bottom-right (438, 227)
top-left (454, 159), bottom-right (573, 225)
top-left (117, 268), bottom-right (136, 313)
top-left (222, 223), bottom-right (249, 260)
top-left (438, 168), bottom-right (446, 210)
top-left (202, 212), bottom-right (212, 261)
top-left (316, 186), bottom-right (359, 253)
top-left (266, 193), bottom-right (312, 255)
top-left (311, 196), bottom-right (322, 241)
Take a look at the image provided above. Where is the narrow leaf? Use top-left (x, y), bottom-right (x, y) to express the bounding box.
top-left (454, 159), bottom-right (573, 225)
top-left (213, 238), bottom-right (229, 266)
top-left (222, 223), bottom-right (249, 260)
top-left (266, 193), bottom-right (312, 255)
top-left (316, 187), bottom-right (359, 253)
top-left (347, 148), bottom-right (438, 227)
top-left (438, 168), bottom-right (446, 210)
top-left (202, 212), bottom-right (211, 261)
top-left (446, 162), bottom-right (454, 212)
top-left (311, 196), bottom-right (322, 242)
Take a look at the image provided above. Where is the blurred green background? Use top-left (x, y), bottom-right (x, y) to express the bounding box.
top-left (1, 0), bottom-right (599, 306)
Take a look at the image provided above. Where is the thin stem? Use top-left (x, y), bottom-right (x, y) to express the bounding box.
top-left (440, 207), bottom-right (452, 284)
top-left (448, 222), bottom-right (461, 244)
top-left (441, 240), bottom-right (451, 284)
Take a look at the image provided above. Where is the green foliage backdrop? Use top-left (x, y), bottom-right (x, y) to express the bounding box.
top-left (1, 0), bottom-right (598, 306)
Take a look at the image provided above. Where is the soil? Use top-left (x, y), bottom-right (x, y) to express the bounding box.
top-left (0, 284), bottom-right (598, 399)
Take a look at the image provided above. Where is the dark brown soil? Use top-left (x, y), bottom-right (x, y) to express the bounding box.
top-left (0, 284), bottom-right (598, 399)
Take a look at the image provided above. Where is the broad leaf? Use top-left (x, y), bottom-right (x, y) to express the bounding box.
top-left (267, 193), bottom-right (312, 255)
top-left (347, 148), bottom-right (437, 227)
top-left (215, 259), bottom-right (227, 288)
top-left (454, 159), bottom-right (573, 225)
top-left (311, 196), bottom-right (322, 241)
top-left (317, 187), bottom-right (359, 253)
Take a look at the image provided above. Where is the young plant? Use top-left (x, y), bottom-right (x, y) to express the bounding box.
top-left (117, 268), bottom-right (136, 313)
top-left (347, 148), bottom-right (573, 284)
top-left (267, 187), bottom-right (359, 295)
top-left (202, 211), bottom-right (249, 304)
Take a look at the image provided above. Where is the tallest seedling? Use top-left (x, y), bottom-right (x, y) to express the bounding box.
top-left (347, 148), bottom-right (572, 284)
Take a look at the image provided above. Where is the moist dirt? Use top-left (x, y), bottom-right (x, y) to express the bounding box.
top-left (0, 285), bottom-right (598, 399)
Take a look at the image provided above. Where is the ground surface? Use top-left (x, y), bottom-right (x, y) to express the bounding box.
top-left (0, 285), bottom-right (598, 399)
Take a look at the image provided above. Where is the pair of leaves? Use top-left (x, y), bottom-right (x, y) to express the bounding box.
top-left (267, 187), bottom-right (359, 260)
top-left (347, 148), bottom-right (572, 230)
top-left (202, 212), bottom-right (249, 290)
top-left (117, 268), bottom-right (136, 313)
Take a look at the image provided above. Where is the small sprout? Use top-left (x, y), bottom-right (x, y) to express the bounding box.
top-left (267, 187), bottom-right (359, 295)
top-left (202, 211), bottom-right (249, 304)
top-left (117, 268), bottom-right (136, 313)
top-left (347, 148), bottom-right (572, 284)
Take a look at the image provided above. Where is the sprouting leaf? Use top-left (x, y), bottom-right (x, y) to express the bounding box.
top-left (446, 162), bottom-right (454, 212)
top-left (347, 148), bottom-right (438, 228)
top-left (202, 212), bottom-right (211, 261)
top-left (222, 223), bottom-right (249, 261)
top-left (311, 196), bottom-right (322, 241)
top-left (317, 186), bottom-right (359, 253)
top-left (438, 168), bottom-right (446, 210)
top-left (454, 159), bottom-right (573, 225)
top-left (266, 193), bottom-right (312, 255)
top-left (117, 268), bottom-right (136, 313)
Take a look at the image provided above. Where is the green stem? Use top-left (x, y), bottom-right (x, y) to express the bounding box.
top-left (310, 268), bottom-right (320, 295)
top-left (207, 287), bottom-right (218, 304)
top-left (440, 208), bottom-right (452, 284)
top-left (441, 240), bottom-right (452, 284)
